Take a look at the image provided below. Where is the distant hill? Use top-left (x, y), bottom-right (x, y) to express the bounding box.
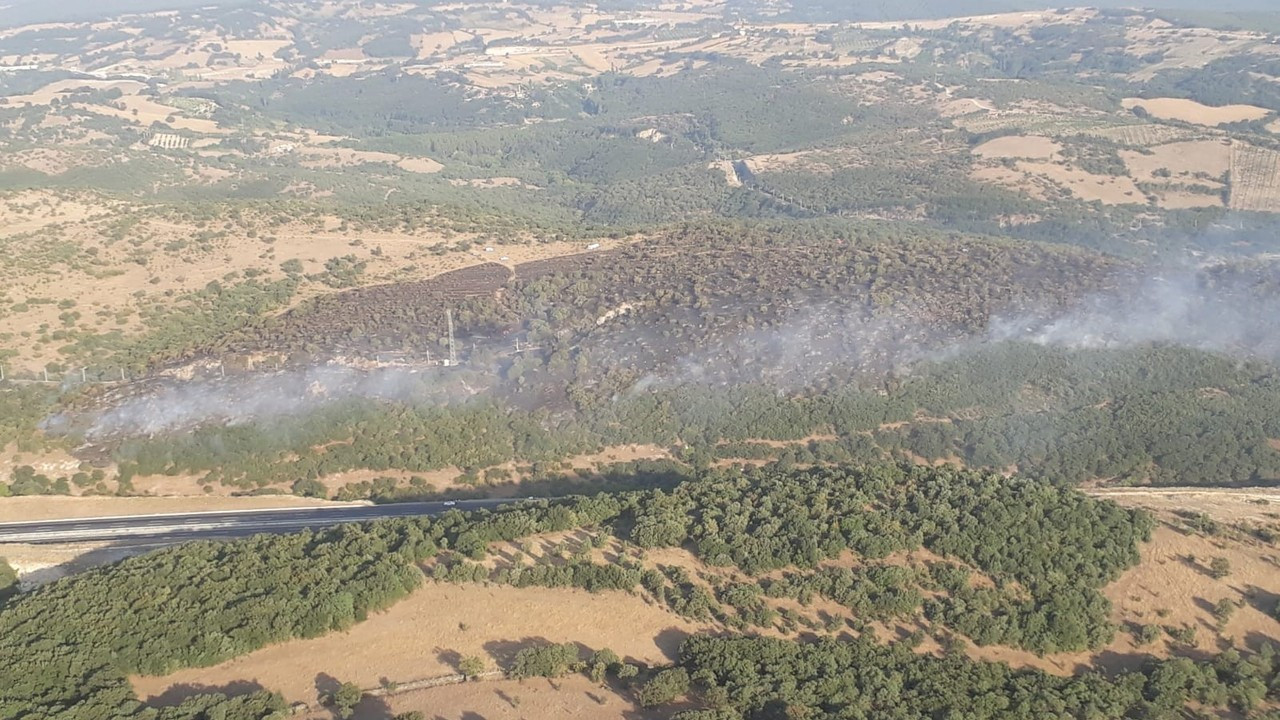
top-left (0, 0), bottom-right (251, 28)
top-left (735, 0), bottom-right (1280, 23)
top-left (4, 0), bottom-right (1278, 28)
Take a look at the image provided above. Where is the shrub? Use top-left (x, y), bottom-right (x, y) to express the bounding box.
top-left (510, 643), bottom-right (580, 679)
top-left (637, 668), bottom-right (691, 707)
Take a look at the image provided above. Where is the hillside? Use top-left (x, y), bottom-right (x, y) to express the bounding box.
top-left (2, 464), bottom-right (1279, 719)
top-left (2, 3), bottom-right (1280, 719)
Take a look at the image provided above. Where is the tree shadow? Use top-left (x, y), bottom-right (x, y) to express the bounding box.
top-left (144, 680), bottom-right (270, 708)
top-left (315, 672), bottom-right (342, 705)
top-left (1243, 630), bottom-right (1280, 654)
top-left (1176, 554), bottom-right (1217, 578)
top-left (350, 694), bottom-right (396, 720)
top-left (313, 673), bottom-right (400, 720)
top-left (495, 688), bottom-right (521, 708)
top-left (435, 647), bottom-right (464, 673)
top-left (482, 636), bottom-right (554, 671)
top-left (1090, 650), bottom-right (1155, 675)
top-left (1242, 583), bottom-right (1279, 617)
top-left (17, 540), bottom-right (157, 587)
top-left (653, 627), bottom-right (693, 661)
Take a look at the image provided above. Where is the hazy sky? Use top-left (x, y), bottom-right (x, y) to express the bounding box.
top-left (3, 0), bottom-right (1278, 29)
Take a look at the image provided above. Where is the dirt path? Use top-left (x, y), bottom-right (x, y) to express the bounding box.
top-left (1086, 486), bottom-right (1280, 523)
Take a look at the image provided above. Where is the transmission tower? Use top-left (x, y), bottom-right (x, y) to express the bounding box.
top-left (446, 309), bottom-right (457, 367)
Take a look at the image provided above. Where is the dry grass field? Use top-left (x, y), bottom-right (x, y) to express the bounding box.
top-left (0, 187), bottom-right (623, 372)
top-left (975, 159), bottom-right (1145, 205)
top-left (132, 582), bottom-right (714, 706)
top-left (1123, 97), bottom-right (1271, 127)
top-left (972, 135), bottom-right (1061, 160)
top-left (365, 675), bottom-right (652, 720)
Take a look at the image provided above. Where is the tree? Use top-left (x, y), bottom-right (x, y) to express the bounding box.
top-left (1209, 557), bottom-right (1232, 580)
top-left (1213, 598), bottom-right (1237, 626)
top-left (327, 682), bottom-right (362, 719)
top-left (510, 643), bottom-right (580, 679)
top-left (291, 477), bottom-right (328, 498)
top-left (0, 557), bottom-right (17, 608)
top-left (588, 648), bottom-right (621, 683)
top-left (637, 668), bottom-right (691, 707)
top-left (459, 655), bottom-right (485, 678)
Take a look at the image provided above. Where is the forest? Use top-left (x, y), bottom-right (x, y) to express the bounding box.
top-left (40, 221), bottom-right (1274, 496)
top-left (2, 463), bottom-right (1276, 719)
top-left (666, 634), bottom-right (1280, 719)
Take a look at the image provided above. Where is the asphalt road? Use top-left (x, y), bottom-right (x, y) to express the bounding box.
top-left (0, 498), bottom-right (519, 545)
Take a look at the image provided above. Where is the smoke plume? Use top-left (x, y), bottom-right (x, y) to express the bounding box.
top-left (58, 364), bottom-right (451, 441)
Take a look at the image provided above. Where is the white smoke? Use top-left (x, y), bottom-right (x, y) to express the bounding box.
top-left (630, 299), bottom-right (954, 393)
top-left (634, 265), bottom-right (1280, 392)
top-left (987, 270), bottom-right (1280, 361)
top-left (54, 264), bottom-right (1280, 441)
top-left (69, 364), bottom-right (444, 441)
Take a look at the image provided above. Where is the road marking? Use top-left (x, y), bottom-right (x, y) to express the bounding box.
top-left (0, 498), bottom-right (526, 544)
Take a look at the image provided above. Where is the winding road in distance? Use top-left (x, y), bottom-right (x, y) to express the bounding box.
top-left (0, 498), bottom-right (524, 545)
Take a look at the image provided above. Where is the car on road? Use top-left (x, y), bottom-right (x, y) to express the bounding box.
top-left (442, 500), bottom-right (457, 507)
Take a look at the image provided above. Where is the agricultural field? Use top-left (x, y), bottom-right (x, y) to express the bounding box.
top-left (1229, 142), bottom-right (1280, 212)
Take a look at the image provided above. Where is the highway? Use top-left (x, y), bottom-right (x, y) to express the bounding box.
top-left (0, 499), bottom-right (518, 545)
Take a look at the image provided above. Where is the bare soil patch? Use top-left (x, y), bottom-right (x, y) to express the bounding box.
top-left (396, 156), bottom-right (444, 173)
top-left (744, 149), bottom-right (828, 174)
top-left (448, 176), bottom-right (530, 189)
top-left (708, 160), bottom-right (741, 187)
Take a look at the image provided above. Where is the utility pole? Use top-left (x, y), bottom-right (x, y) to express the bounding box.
top-left (447, 309), bottom-right (457, 367)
